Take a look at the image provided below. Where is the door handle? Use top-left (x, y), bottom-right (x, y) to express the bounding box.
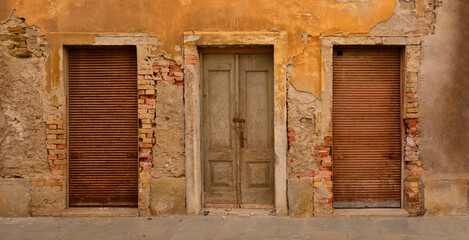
top-left (233, 118), bottom-right (245, 123)
top-left (239, 130), bottom-right (246, 148)
top-left (233, 118), bottom-right (246, 148)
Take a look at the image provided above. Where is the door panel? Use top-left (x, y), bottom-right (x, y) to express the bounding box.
top-left (202, 54), bottom-right (237, 205)
top-left (202, 52), bottom-right (274, 208)
top-left (332, 46), bottom-right (402, 208)
top-left (207, 70), bottom-right (232, 150)
top-left (239, 54), bottom-right (275, 206)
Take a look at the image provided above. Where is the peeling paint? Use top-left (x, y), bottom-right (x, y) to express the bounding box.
top-left (0, 0), bottom-right (398, 96)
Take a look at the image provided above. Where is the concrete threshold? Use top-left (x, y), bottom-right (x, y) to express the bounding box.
top-left (201, 208), bottom-right (276, 217)
top-left (334, 208), bottom-right (409, 217)
top-left (62, 207), bottom-right (139, 217)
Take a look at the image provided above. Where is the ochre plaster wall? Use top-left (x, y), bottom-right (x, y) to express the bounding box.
top-left (2, 0), bottom-right (466, 217)
top-left (1, 0), bottom-right (399, 96)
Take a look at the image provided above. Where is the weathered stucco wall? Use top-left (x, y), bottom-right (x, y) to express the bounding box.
top-left (0, 0), bottom-right (466, 217)
top-left (419, 0), bottom-right (469, 216)
top-left (0, 0), bottom-right (399, 96)
top-left (0, 11), bottom-right (49, 178)
top-left (0, 12), bottom-right (61, 216)
top-left (420, 0), bottom-right (469, 181)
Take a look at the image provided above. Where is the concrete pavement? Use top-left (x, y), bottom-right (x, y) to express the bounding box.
top-left (1, 216), bottom-right (468, 240)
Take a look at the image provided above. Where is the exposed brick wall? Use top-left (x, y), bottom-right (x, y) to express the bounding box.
top-left (151, 59), bottom-right (185, 179)
top-left (153, 60), bottom-right (184, 86)
top-left (137, 68), bottom-right (156, 216)
top-left (286, 84), bottom-right (319, 179)
top-left (404, 61), bottom-right (425, 216)
top-left (138, 57), bottom-right (184, 215)
top-left (313, 143), bottom-right (333, 216)
top-left (46, 108), bottom-right (66, 176)
top-left (32, 108), bottom-right (66, 215)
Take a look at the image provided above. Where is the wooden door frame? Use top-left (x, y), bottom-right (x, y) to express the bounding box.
top-left (183, 31), bottom-right (288, 216)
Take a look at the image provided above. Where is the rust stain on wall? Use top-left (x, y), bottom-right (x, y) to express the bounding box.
top-left (0, 0), bottom-right (396, 96)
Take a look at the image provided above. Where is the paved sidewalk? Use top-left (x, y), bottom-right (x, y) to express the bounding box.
top-left (1, 216), bottom-right (468, 240)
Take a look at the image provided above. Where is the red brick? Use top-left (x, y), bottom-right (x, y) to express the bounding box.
top-left (139, 162), bottom-right (153, 168)
top-left (139, 151), bottom-right (151, 158)
top-left (138, 114), bottom-right (153, 119)
top-left (185, 55), bottom-right (199, 65)
top-left (139, 143), bottom-right (153, 148)
top-left (138, 69), bottom-right (152, 75)
top-left (57, 144), bottom-right (66, 149)
top-left (139, 104), bottom-right (154, 109)
top-left (145, 99), bottom-right (156, 104)
top-left (322, 162), bottom-right (332, 167)
top-left (319, 166), bottom-right (331, 171)
top-left (318, 146), bottom-right (330, 151)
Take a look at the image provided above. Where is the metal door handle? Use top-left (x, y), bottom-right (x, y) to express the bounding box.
top-left (239, 132), bottom-right (246, 148)
top-left (233, 118), bottom-right (245, 123)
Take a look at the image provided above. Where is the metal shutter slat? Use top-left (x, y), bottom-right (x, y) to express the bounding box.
top-left (68, 46), bottom-right (138, 207)
top-left (332, 46), bottom-right (402, 208)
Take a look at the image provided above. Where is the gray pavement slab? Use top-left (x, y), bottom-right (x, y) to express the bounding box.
top-left (374, 217), bottom-right (448, 236)
top-left (0, 216), bottom-right (468, 240)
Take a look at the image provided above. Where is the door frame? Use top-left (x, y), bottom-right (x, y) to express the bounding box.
top-left (183, 31), bottom-right (288, 216)
top-left (321, 36), bottom-right (424, 214)
top-left (52, 33), bottom-right (162, 216)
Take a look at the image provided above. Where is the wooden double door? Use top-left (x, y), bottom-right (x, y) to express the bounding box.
top-left (202, 52), bottom-right (275, 208)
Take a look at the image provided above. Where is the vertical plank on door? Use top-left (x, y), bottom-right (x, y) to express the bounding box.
top-left (202, 54), bottom-right (238, 205)
top-left (239, 54), bottom-right (275, 206)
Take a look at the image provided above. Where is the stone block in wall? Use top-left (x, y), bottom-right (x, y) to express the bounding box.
top-left (150, 178), bottom-right (186, 216)
top-left (31, 188), bottom-right (65, 216)
top-left (288, 178), bottom-right (314, 217)
top-left (424, 180), bottom-right (468, 216)
top-left (0, 179), bottom-right (31, 217)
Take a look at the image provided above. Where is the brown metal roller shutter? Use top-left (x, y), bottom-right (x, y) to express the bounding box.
top-left (332, 46), bottom-right (402, 208)
top-left (68, 46), bottom-right (138, 207)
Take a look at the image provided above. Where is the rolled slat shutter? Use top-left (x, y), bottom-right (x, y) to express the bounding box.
top-left (332, 46), bottom-right (402, 208)
top-left (68, 46), bottom-right (138, 207)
